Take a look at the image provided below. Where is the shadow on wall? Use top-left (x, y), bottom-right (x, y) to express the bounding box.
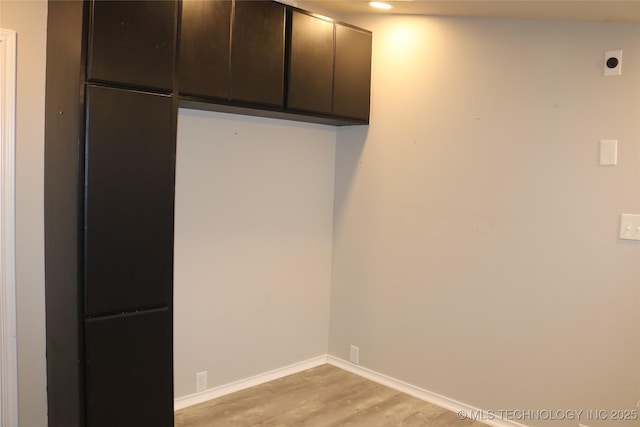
top-left (333, 125), bottom-right (369, 225)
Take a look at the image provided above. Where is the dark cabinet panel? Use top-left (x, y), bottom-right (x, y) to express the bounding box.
top-left (88, 0), bottom-right (176, 90)
top-left (287, 11), bottom-right (334, 115)
top-left (231, 1), bottom-right (285, 106)
top-left (333, 24), bottom-right (372, 121)
top-left (85, 86), bottom-right (174, 316)
top-left (179, 0), bottom-right (232, 99)
top-left (44, 2), bottom-right (86, 425)
top-left (85, 309), bottom-right (173, 427)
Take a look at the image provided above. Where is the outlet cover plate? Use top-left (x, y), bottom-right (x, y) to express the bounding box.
top-left (349, 345), bottom-right (360, 364)
top-left (196, 371), bottom-right (207, 393)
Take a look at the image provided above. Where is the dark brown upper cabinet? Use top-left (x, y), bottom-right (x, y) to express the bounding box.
top-left (178, 0), bottom-right (286, 108)
top-left (287, 10), bottom-right (334, 115)
top-left (231, 1), bottom-right (286, 107)
top-left (176, 0), bottom-right (371, 124)
top-left (334, 23), bottom-right (372, 121)
top-left (87, 1), bottom-right (177, 91)
top-left (179, 0), bottom-right (232, 99)
top-left (287, 13), bottom-right (372, 122)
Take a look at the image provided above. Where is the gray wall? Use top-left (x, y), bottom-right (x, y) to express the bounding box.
top-left (0, 1), bottom-right (48, 426)
top-left (330, 15), bottom-right (640, 426)
top-left (173, 109), bottom-right (336, 397)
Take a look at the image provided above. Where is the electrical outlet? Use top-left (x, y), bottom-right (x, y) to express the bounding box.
top-left (196, 371), bottom-right (207, 393)
top-left (349, 345), bottom-right (360, 364)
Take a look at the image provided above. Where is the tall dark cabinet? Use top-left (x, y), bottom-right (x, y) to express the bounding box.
top-left (45, 1), bottom-right (177, 426)
top-left (44, 1), bottom-right (371, 426)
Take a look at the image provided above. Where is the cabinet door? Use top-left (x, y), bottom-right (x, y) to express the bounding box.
top-left (85, 86), bottom-right (174, 316)
top-left (179, 0), bottom-right (232, 99)
top-left (231, 1), bottom-right (285, 107)
top-left (333, 24), bottom-right (372, 121)
top-left (85, 309), bottom-right (172, 427)
top-left (88, 0), bottom-right (176, 91)
top-left (287, 11), bottom-right (334, 115)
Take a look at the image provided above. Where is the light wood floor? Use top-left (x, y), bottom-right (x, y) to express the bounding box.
top-left (175, 364), bottom-right (487, 426)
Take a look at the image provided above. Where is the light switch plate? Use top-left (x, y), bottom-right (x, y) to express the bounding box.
top-left (619, 214), bottom-right (640, 241)
top-left (600, 139), bottom-right (617, 165)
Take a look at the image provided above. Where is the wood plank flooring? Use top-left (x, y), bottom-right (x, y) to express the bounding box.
top-left (175, 364), bottom-right (488, 426)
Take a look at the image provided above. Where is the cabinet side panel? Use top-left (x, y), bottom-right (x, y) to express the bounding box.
top-left (44, 1), bottom-right (87, 425)
top-left (333, 25), bottom-right (372, 122)
top-left (179, 0), bottom-right (232, 100)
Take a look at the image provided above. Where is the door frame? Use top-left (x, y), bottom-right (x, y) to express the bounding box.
top-left (0, 27), bottom-right (18, 427)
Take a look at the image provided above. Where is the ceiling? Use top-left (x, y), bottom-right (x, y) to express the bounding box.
top-left (300, 0), bottom-right (640, 24)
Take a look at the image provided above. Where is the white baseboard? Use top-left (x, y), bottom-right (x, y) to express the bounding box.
top-left (175, 354), bottom-right (528, 427)
top-left (327, 356), bottom-right (528, 427)
top-left (174, 355), bottom-right (329, 410)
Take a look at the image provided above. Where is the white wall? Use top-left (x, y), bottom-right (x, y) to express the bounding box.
top-left (330, 15), bottom-right (640, 426)
top-left (0, 1), bottom-right (48, 426)
top-left (174, 109), bottom-right (336, 397)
